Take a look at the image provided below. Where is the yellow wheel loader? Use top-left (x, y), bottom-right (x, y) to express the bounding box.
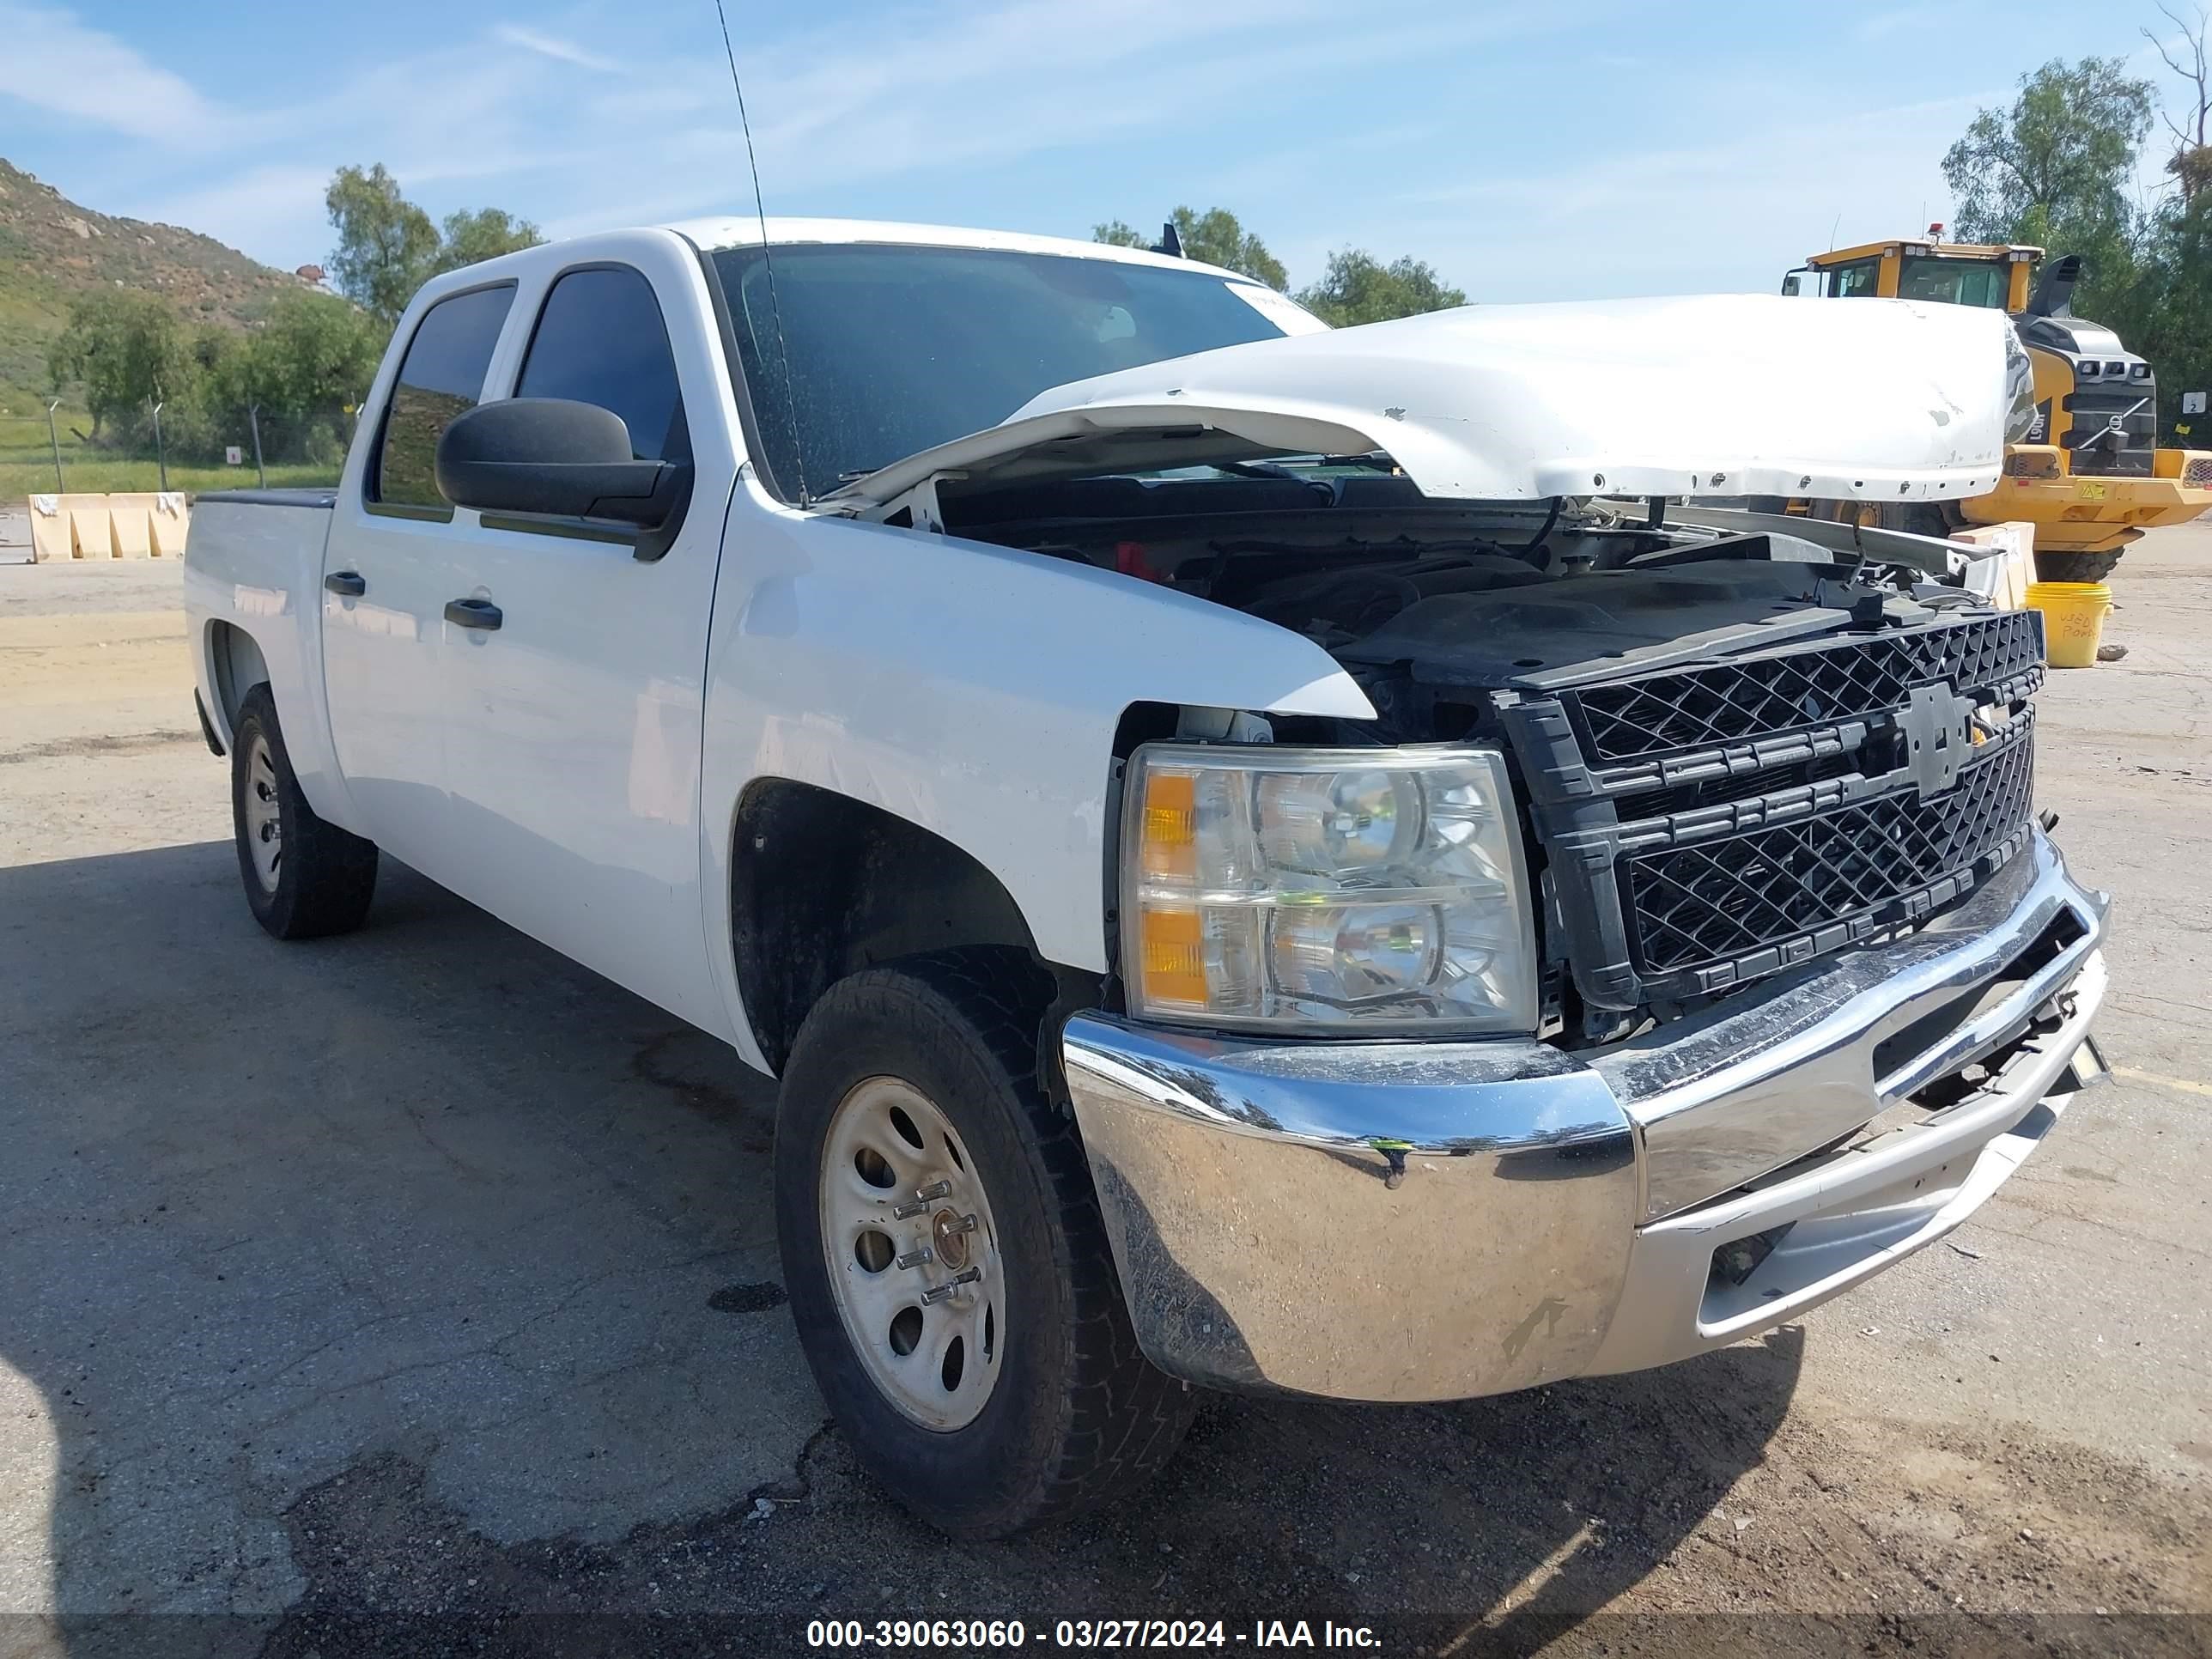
top-left (1778, 235), bottom-right (2211, 580)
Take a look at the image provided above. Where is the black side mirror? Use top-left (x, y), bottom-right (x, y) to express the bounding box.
top-left (435, 398), bottom-right (692, 558)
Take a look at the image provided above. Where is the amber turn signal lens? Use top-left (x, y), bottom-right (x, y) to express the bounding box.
top-left (1137, 904), bottom-right (1207, 1008)
top-left (1139, 769), bottom-right (1197, 882)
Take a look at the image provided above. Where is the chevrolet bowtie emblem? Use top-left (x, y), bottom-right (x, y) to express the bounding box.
top-left (1900, 683), bottom-right (1973, 801)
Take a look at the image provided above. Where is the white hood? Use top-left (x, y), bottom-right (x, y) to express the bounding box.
top-left (830, 294), bottom-right (2014, 508)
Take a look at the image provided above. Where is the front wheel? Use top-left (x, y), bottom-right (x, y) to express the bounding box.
top-left (2034, 549), bottom-right (2124, 583)
top-left (775, 949), bottom-right (1197, 1537)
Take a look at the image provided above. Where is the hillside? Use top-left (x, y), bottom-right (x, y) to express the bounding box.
top-left (0, 157), bottom-right (301, 416)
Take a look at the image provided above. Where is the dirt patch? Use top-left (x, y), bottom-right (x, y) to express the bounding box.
top-left (200, 1331), bottom-right (2212, 1656)
top-left (0, 728), bottom-right (197, 765)
top-left (0, 610), bottom-right (191, 709)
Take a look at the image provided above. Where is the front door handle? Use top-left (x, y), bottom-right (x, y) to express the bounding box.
top-left (324, 571), bottom-right (366, 597)
top-left (445, 598), bottom-right (503, 631)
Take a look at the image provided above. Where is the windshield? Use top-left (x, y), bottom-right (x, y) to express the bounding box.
top-left (708, 243), bottom-right (1303, 501)
top-left (1897, 257), bottom-right (2009, 307)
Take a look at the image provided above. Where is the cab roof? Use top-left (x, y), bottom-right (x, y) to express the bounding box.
top-left (662, 215), bottom-right (1249, 283)
top-left (1810, 237), bottom-right (2043, 267)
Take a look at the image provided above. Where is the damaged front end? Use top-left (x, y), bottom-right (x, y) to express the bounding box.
top-left (821, 290), bottom-right (2108, 1402)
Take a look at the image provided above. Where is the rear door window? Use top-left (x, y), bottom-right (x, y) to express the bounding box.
top-left (371, 284), bottom-right (515, 515)
top-left (515, 266), bottom-right (689, 465)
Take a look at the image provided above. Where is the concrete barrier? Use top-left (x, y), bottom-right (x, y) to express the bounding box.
top-left (148, 494), bottom-right (189, 557)
top-left (26, 497), bottom-right (70, 563)
top-left (1951, 521), bottom-right (2036, 611)
top-left (24, 492), bottom-right (192, 562)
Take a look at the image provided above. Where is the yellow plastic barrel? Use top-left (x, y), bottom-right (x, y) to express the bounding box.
top-left (2025, 580), bottom-right (2113, 668)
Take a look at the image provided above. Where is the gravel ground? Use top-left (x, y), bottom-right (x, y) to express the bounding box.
top-left (0, 534), bottom-right (2206, 1657)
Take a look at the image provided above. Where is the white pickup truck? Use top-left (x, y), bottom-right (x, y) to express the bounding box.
top-left (185, 218), bottom-right (2110, 1537)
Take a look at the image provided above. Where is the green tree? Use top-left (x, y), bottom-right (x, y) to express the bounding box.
top-left (46, 290), bottom-right (198, 438)
top-left (2130, 191), bottom-right (2212, 428)
top-left (251, 290), bottom-right (387, 416)
top-left (1296, 250), bottom-right (1467, 327)
top-left (326, 163), bottom-right (440, 325)
top-left (1093, 206), bottom-right (1288, 290)
top-left (1941, 58), bottom-right (2155, 314)
top-left (434, 206), bottom-right (544, 273)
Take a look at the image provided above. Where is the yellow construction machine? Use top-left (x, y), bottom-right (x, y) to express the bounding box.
top-left (1779, 233), bottom-right (2211, 579)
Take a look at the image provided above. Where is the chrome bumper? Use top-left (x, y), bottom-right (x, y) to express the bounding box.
top-left (1061, 833), bottom-right (2108, 1403)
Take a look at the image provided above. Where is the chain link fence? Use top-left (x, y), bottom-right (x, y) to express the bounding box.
top-left (2, 407), bottom-right (358, 499)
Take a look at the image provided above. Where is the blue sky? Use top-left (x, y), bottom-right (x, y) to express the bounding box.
top-left (0, 0), bottom-right (2194, 302)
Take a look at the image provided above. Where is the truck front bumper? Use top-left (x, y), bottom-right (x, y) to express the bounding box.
top-left (1061, 832), bottom-right (2108, 1403)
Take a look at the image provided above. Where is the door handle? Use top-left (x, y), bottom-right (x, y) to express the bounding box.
top-left (324, 571), bottom-right (366, 597)
top-left (445, 598), bottom-right (503, 631)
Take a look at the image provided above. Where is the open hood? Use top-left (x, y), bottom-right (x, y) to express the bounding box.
top-left (827, 294), bottom-right (2014, 509)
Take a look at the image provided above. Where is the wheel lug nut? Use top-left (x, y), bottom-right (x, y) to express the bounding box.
top-left (892, 1180), bottom-right (953, 1219)
top-left (896, 1246), bottom-right (933, 1270)
top-left (938, 1213), bottom-right (978, 1239)
top-left (921, 1267), bottom-right (981, 1305)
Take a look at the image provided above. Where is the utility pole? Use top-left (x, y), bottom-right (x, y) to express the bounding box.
top-left (45, 398), bottom-right (64, 493)
top-left (150, 397), bottom-right (168, 493)
top-left (249, 404), bottom-right (267, 489)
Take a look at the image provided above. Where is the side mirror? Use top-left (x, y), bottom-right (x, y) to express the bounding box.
top-left (1780, 271), bottom-right (1803, 297)
top-left (435, 398), bottom-right (691, 554)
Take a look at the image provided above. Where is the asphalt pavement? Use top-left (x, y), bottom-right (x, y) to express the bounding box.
top-left (0, 530), bottom-right (2206, 1656)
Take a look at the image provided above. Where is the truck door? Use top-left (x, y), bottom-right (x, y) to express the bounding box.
top-left (321, 282), bottom-right (514, 871)
top-left (431, 246), bottom-right (736, 1036)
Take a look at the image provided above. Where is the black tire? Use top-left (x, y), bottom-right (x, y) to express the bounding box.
top-left (229, 684), bottom-right (380, 939)
top-left (775, 948), bottom-right (1197, 1537)
top-left (1880, 501), bottom-right (1960, 538)
top-left (2034, 549), bottom-right (2124, 583)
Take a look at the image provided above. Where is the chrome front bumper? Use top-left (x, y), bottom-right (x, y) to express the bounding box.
top-left (1061, 833), bottom-right (2109, 1403)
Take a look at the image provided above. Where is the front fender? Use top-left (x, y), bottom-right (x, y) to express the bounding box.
top-left (699, 490), bottom-right (1373, 1072)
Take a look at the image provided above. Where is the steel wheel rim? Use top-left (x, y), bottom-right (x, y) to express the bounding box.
top-left (819, 1076), bottom-right (1006, 1431)
top-left (245, 734), bottom-right (283, 895)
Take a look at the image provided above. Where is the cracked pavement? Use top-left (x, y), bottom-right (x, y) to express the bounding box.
top-left (1, 534), bottom-right (2207, 1655)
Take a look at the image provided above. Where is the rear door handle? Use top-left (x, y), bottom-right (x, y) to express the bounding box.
top-left (444, 598), bottom-right (503, 631)
top-left (324, 571), bottom-right (366, 597)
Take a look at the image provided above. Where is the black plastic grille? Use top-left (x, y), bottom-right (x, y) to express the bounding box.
top-left (2063, 385), bottom-right (2157, 477)
top-left (1570, 611), bottom-right (2043, 762)
top-left (1625, 733), bottom-right (2035, 975)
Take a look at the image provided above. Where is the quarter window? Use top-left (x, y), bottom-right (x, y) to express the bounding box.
top-left (371, 284), bottom-right (514, 514)
top-left (516, 266), bottom-right (689, 464)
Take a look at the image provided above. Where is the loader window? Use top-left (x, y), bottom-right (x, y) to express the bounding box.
top-left (1827, 259), bottom-right (1881, 299)
top-left (1899, 258), bottom-right (2008, 308)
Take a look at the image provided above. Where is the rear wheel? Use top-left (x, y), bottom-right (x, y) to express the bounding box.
top-left (2034, 549), bottom-right (2124, 583)
top-left (229, 685), bottom-right (379, 939)
top-left (775, 949), bottom-right (1196, 1537)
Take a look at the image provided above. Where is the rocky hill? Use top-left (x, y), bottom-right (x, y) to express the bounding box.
top-left (0, 157), bottom-right (302, 416)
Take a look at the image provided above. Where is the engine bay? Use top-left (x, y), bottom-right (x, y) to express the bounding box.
top-left (937, 469), bottom-right (1990, 744)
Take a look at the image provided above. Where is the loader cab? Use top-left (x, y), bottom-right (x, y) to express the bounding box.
top-left (1784, 236), bottom-right (2038, 312)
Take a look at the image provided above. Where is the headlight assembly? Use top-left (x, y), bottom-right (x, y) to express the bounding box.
top-left (1120, 744), bottom-right (1537, 1034)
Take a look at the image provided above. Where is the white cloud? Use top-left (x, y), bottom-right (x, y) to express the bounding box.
top-left (544, 0), bottom-right (1588, 233)
top-left (1376, 89), bottom-right (1997, 301)
top-left (0, 1), bottom-right (224, 143)
top-left (129, 163), bottom-right (334, 264)
top-left (490, 23), bottom-right (623, 75)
